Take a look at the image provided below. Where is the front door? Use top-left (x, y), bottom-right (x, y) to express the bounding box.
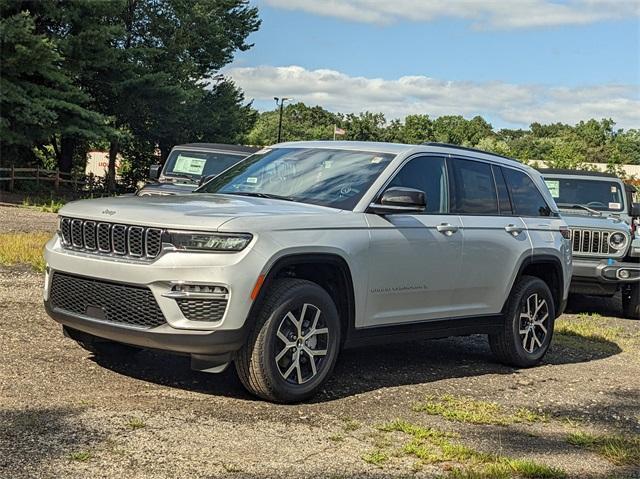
top-left (364, 155), bottom-right (463, 327)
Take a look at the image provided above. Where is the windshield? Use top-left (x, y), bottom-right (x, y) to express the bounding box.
top-left (197, 147), bottom-right (395, 210)
top-left (163, 149), bottom-right (247, 181)
top-left (544, 177), bottom-right (625, 212)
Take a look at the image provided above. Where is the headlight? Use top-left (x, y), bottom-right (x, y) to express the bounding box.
top-left (608, 232), bottom-right (627, 250)
top-left (169, 232), bottom-right (252, 252)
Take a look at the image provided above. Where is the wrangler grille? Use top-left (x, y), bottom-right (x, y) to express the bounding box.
top-left (176, 298), bottom-right (228, 322)
top-left (570, 228), bottom-right (621, 256)
top-left (50, 272), bottom-right (166, 329)
top-left (59, 217), bottom-right (163, 260)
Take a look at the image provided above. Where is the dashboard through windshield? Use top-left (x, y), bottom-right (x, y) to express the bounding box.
top-left (197, 147), bottom-right (395, 210)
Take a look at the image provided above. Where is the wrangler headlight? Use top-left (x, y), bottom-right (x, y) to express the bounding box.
top-left (169, 232), bottom-right (252, 252)
top-left (608, 232), bottom-right (627, 250)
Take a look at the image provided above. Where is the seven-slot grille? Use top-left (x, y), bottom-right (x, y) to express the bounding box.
top-left (60, 217), bottom-right (163, 259)
top-left (570, 228), bottom-right (619, 256)
top-left (49, 272), bottom-right (166, 329)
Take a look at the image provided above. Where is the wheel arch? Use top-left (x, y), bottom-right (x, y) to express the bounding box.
top-left (248, 253), bottom-right (356, 342)
top-left (506, 254), bottom-right (565, 317)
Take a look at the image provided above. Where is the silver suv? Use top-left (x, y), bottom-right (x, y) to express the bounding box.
top-left (541, 169), bottom-right (639, 319)
top-left (44, 141), bottom-right (572, 402)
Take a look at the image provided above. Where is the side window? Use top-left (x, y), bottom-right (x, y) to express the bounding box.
top-left (502, 168), bottom-right (551, 217)
top-left (449, 158), bottom-right (498, 215)
top-left (386, 156), bottom-right (448, 213)
top-left (492, 165), bottom-right (513, 215)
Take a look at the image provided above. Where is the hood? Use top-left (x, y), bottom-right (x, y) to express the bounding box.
top-left (59, 193), bottom-right (338, 231)
top-left (559, 211), bottom-right (631, 231)
top-left (137, 182), bottom-right (196, 196)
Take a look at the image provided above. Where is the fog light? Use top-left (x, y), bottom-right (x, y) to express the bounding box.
top-left (619, 270), bottom-right (630, 279)
top-left (173, 284), bottom-right (228, 295)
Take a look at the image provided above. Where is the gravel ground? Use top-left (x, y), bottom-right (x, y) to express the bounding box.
top-left (1, 206), bottom-right (639, 478)
top-left (0, 205), bottom-right (59, 233)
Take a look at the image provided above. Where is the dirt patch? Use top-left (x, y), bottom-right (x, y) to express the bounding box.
top-left (1, 267), bottom-right (639, 478)
top-left (0, 205), bottom-right (58, 234)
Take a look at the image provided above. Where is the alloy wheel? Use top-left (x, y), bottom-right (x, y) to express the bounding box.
top-left (518, 293), bottom-right (549, 353)
top-left (275, 303), bottom-right (329, 384)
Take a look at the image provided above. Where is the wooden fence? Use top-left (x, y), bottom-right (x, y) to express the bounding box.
top-left (0, 165), bottom-right (100, 193)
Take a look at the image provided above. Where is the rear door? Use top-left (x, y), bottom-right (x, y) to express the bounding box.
top-left (449, 158), bottom-right (532, 317)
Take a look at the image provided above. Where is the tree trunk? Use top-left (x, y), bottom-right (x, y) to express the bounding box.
top-left (59, 136), bottom-right (75, 173)
top-left (108, 139), bottom-right (118, 193)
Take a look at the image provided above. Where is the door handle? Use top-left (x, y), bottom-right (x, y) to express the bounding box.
top-left (436, 223), bottom-right (459, 236)
top-left (505, 224), bottom-right (523, 236)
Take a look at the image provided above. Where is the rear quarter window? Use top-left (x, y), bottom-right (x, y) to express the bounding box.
top-left (502, 168), bottom-right (551, 217)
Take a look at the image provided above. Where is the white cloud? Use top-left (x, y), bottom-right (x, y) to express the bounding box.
top-left (262, 0), bottom-right (640, 29)
top-left (226, 64), bottom-right (640, 128)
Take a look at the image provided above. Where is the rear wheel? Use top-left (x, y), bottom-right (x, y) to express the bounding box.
top-left (489, 276), bottom-right (555, 367)
top-left (235, 278), bottom-right (341, 403)
top-left (622, 284), bottom-right (640, 320)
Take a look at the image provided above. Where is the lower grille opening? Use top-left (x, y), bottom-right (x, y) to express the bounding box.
top-left (50, 272), bottom-right (166, 329)
top-left (176, 298), bottom-right (228, 322)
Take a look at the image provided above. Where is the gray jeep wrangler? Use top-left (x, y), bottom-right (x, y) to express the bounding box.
top-left (541, 169), bottom-right (640, 319)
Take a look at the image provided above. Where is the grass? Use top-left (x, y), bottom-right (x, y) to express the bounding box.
top-left (69, 450), bottom-right (92, 462)
top-left (380, 420), bottom-right (565, 478)
top-left (21, 197), bottom-right (65, 213)
top-left (567, 431), bottom-right (640, 466)
top-left (361, 450), bottom-right (389, 466)
top-left (555, 314), bottom-right (639, 353)
top-left (127, 417), bottom-right (146, 430)
top-left (342, 418), bottom-right (361, 432)
top-left (412, 395), bottom-right (547, 426)
top-left (0, 232), bottom-right (50, 272)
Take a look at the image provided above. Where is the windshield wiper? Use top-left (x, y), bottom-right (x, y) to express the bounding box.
top-left (164, 173), bottom-right (198, 183)
top-left (558, 203), bottom-right (602, 217)
top-left (223, 191), bottom-right (295, 201)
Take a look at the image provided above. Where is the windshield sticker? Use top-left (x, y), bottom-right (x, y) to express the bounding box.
top-left (246, 177), bottom-right (258, 184)
top-left (173, 155), bottom-right (206, 175)
top-left (544, 180), bottom-right (560, 198)
top-left (611, 186), bottom-right (618, 193)
top-left (609, 202), bottom-right (621, 209)
top-left (371, 156), bottom-right (383, 164)
top-left (323, 160), bottom-right (333, 169)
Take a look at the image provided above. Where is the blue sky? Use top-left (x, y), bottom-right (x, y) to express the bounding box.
top-left (225, 0), bottom-right (640, 129)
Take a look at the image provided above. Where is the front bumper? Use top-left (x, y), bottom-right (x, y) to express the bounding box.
top-left (45, 300), bottom-right (248, 356)
top-left (573, 258), bottom-right (640, 283)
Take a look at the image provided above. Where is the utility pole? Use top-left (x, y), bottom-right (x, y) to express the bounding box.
top-left (274, 97), bottom-right (292, 143)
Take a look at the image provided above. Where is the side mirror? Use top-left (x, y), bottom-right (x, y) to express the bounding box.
top-left (368, 187), bottom-right (426, 214)
top-left (631, 203), bottom-right (640, 217)
top-left (199, 174), bottom-right (216, 187)
top-left (149, 164), bottom-right (162, 180)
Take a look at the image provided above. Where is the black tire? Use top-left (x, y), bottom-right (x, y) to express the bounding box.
top-left (622, 284), bottom-right (640, 320)
top-left (489, 275), bottom-right (556, 367)
top-left (63, 326), bottom-right (141, 358)
top-left (235, 278), bottom-right (341, 403)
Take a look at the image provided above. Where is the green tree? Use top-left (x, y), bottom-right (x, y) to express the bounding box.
top-left (0, 10), bottom-right (110, 167)
top-left (343, 112), bottom-right (386, 141)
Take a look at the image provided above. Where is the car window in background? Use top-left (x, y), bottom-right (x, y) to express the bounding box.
top-left (386, 156), bottom-right (448, 213)
top-left (164, 149), bottom-right (246, 179)
top-left (198, 147), bottom-right (395, 210)
top-left (504, 168), bottom-right (551, 217)
top-left (450, 159), bottom-right (498, 215)
top-left (543, 177), bottom-right (624, 212)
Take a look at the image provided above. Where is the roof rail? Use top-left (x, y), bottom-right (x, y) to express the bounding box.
top-left (537, 168), bottom-right (618, 179)
top-left (421, 142), bottom-right (516, 161)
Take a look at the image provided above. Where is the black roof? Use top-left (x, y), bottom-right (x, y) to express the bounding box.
top-left (537, 168), bottom-right (619, 179)
top-left (175, 143), bottom-right (259, 154)
top-left (421, 142), bottom-right (516, 162)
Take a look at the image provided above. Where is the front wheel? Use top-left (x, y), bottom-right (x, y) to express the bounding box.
top-left (489, 276), bottom-right (555, 367)
top-left (622, 284), bottom-right (640, 320)
top-left (235, 278), bottom-right (341, 403)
